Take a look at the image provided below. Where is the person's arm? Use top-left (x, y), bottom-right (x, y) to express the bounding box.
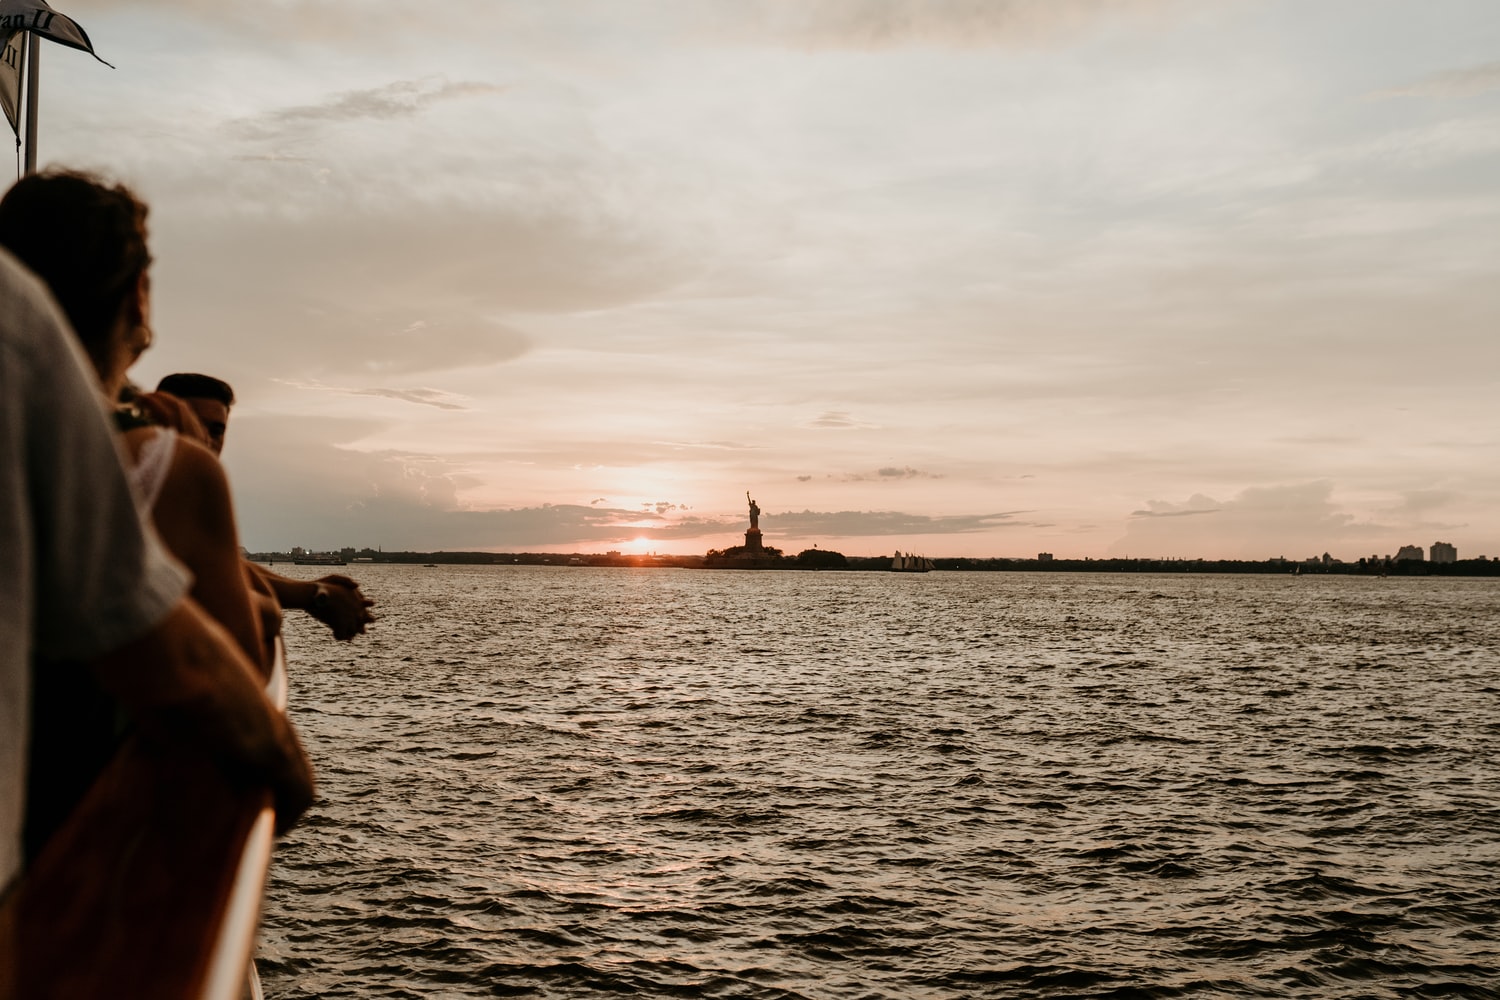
top-left (244, 564), bottom-right (283, 666)
top-left (130, 391), bottom-right (211, 448)
top-left (128, 431), bottom-right (268, 677)
top-left (248, 565), bottom-right (375, 641)
top-left (90, 599), bottom-right (314, 835)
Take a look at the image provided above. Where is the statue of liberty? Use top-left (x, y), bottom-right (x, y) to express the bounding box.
top-left (746, 492), bottom-right (760, 530)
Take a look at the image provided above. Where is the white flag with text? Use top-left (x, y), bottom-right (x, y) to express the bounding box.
top-left (1, 31), bottom-right (19, 135)
top-left (0, 2), bottom-right (110, 138)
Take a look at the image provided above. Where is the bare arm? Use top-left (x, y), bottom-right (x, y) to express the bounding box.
top-left (89, 599), bottom-right (314, 834)
top-left (127, 431), bottom-right (268, 677)
top-left (248, 565), bottom-right (376, 641)
top-left (244, 563), bottom-right (283, 666)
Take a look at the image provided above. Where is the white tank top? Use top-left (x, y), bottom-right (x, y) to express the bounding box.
top-left (130, 428), bottom-right (177, 509)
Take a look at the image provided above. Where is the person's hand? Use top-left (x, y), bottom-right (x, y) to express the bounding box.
top-left (310, 575), bottom-right (376, 640)
top-left (132, 391), bottom-right (212, 448)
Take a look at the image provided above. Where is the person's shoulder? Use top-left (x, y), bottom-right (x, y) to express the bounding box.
top-left (0, 245), bottom-right (38, 292)
top-left (165, 433), bottom-right (233, 499)
top-left (166, 433), bottom-right (222, 476)
top-left (150, 433), bottom-right (236, 537)
top-left (0, 246), bottom-right (57, 320)
top-left (0, 246), bottom-right (76, 361)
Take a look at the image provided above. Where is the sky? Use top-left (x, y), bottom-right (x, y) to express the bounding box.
top-left (24, 0), bottom-right (1500, 559)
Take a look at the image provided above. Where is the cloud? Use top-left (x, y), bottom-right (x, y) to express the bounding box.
top-left (1375, 489), bottom-right (1467, 533)
top-left (350, 387), bottom-right (471, 410)
top-left (1131, 495), bottom-right (1221, 518)
top-left (231, 444), bottom-right (728, 550)
top-left (765, 508), bottom-right (1036, 538)
top-left (69, 0), bottom-right (1177, 51)
top-left (153, 199), bottom-right (682, 379)
top-left (228, 416), bottom-right (1040, 549)
top-left (1394, 489), bottom-right (1458, 514)
top-left (1351, 115), bottom-right (1500, 171)
top-left (878, 465), bottom-right (938, 480)
top-left (309, 501), bottom-right (731, 551)
top-left (235, 78), bottom-right (505, 140)
top-left (739, 0), bottom-right (1179, 50)
top-left (651, 439), bottom-right (762, 451)
top-left (1110, 483), bottom-right (1377, 559)
top-left (225, 414), bottom-right (753, 548)
top-left (233, 152), bottom-right (316, 164)
top-left (810, 410), bottom-right (876, 429)
top-left (830, 465), bottom-right (944, 481)
top-left (1374, 61), bottom-right (1500, 100)
top-left (61, 1), bottom-right (523, 46)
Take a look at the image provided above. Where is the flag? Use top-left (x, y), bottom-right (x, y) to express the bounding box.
top-left (0, 2), bottom-right (111, 137)
top-left (1, 30), bottom-right (19, 134)
top-left (0, 2), bottom-right (106, 61)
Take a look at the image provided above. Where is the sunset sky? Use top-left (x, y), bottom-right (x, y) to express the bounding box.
top-left (27, 0), bottom-right (1500, 559)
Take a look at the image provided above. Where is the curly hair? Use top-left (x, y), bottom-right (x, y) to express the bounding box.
top-left (0, 170), bottom-right (152, 367)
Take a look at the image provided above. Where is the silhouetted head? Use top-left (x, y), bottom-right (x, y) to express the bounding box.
top-left (0, 170), bottom-right (153, 399)
top-left (156, 372), bottom-right (236, 454)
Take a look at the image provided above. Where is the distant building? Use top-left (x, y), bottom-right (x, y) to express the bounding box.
top-left (1395, 544), bottom-right (1424, 562)
top-left (1038, 552), bottom-right (1054, 562)
top-left (1431, 541), bottom-right (1457, 564)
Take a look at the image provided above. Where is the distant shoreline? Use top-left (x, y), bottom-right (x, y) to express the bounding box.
top-left (247, 551), bottom-right (1499, 576)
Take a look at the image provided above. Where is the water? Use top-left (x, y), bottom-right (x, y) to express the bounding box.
top-left (257, 567), bottom-right (1500, 998)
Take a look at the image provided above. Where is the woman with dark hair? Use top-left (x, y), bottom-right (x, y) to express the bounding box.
top-left (0, 171), bottom-right (153, 400)
top-left (0, 170), bottom-right (271, 676)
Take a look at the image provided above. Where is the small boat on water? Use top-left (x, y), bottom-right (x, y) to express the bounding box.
top-left (890, 550), bottom-right (934, 573)
top-left (292, 555), bottom-right (346, 566)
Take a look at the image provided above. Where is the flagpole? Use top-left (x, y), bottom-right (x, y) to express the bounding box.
top-left (22, 30), bottom-right (37, 175)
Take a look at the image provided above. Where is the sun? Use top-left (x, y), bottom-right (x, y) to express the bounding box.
top-left (630, 536), bottom-right (652, 551)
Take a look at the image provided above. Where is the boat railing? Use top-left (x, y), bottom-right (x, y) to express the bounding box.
top-left (202, 640), bottom-right (288, 1000)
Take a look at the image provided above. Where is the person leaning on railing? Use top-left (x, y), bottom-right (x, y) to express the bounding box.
top-left (150, 371), bottom-right (377, 643)
top-left (0, 226), bottom-right (313, 995)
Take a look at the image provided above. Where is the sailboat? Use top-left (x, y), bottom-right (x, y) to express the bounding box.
top-left (890, 550), bottom-right (934, 573)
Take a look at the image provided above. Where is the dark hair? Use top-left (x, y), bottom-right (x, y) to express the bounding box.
top-left (0, 170), bottom-right (151, 365)
top-left (157, 372), bottom-right (236, 408)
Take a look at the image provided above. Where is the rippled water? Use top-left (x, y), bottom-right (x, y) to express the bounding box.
top-left (258, 567), bottom-right (1500, 998)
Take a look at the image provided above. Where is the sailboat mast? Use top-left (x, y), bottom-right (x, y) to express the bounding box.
top-left (22, 31), bottom-right (37, 174)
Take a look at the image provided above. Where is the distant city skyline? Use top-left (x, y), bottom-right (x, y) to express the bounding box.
top-left (260, 533), bottom-right (1484, 566)
top-left (30, 1), bottom-right (1500, 558)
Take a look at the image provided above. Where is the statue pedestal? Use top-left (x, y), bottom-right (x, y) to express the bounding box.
top-left (744, 528), bottom-right (763, 551)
